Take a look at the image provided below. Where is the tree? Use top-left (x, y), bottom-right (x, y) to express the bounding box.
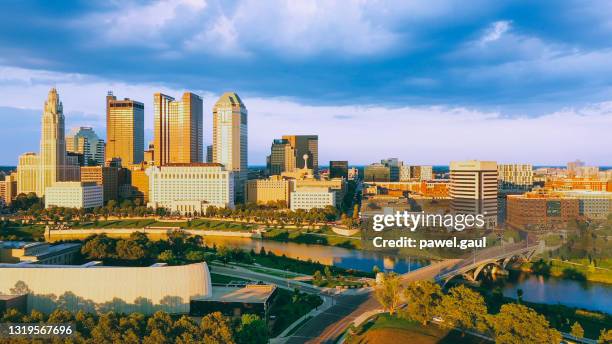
top-left (236, 314), bottom-right (268, 344)
top-left (516, 288), bottom-right (523, 304)
top-left (313, 270), bottom-right (323, 285)
top-left (402, 281), bottom-right (442, 326)
top-left (374, 272), bottom-right (402, 316)
top-left (598, 329), bottom-right (612, 343)
top-left (571, 321), bottom-right (584, 339)
top-left (372, 265), bottom-right (380, 274)
top-left (492, 303), bottom-right (561, 344)
top-left (158, 250), bottom-right (177, 264)
top-left (200, 312), bottom-right (235, 344)
top-left (185, 250), bottom-right (207, 262)
top-left (116, 239), bottom-right (147, 260)
top-left (81, 234), bottom-right (116, 259)
top-left (324, 266), bottom-right (333, 281)
top-left (437, 285), bottom-right (487, 334)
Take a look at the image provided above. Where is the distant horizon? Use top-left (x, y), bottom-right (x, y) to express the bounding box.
top-left (4, 164), bottom-right (612, 171)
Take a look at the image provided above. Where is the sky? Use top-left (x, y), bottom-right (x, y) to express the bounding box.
top-left (0, 0), bottom-right (611, 166)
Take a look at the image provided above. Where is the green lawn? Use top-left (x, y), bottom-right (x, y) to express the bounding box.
top-left (75, 219), bottom-right (254, 232)
top-left (1, 224), bottom-right (46, 241)
top-left (210, 273), bottom-right (250, 284)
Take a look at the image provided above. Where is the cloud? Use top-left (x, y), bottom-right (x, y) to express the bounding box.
top-left (480, 20), bottom-right (511, 44)
top-left (83, 0), bottom-right (208, 48)
top-left (0, 65), bottom-right (611, 166)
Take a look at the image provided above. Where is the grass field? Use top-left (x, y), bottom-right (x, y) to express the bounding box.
top-left (518, 258), bottom-right (612, 284)
top-left (347, 314), bottom-right (489, 344)
top-left (1, 224), bottom-right (46, 241)
top-left (210, 273), bottom-right (250, 284)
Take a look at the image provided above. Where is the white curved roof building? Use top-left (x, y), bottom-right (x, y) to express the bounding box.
top-left (0, 262), bottom-right (211, 315)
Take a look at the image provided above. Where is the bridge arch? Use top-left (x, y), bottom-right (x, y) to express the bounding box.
top-left (473, 261), bottom-right (503, 281)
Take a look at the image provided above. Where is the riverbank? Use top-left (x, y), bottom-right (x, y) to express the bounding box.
top-left (2, 219), bottom-right (364, 249)
top-left (512, 258), bottom-right (612, 285)
top-left (262, 227), bottom-right (362, 249)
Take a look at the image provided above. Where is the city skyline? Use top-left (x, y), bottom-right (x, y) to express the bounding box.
top-left (0, 1), bottom-right (612, 165)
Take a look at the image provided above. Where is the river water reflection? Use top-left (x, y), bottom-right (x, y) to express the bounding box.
top-left (204, 236), bottom-right (611, 314)
top-left (499, 272), bottom-right (612, 314)
top-left (202, 236), bottom-right (427, 273)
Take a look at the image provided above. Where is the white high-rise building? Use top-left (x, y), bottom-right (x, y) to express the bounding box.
top-left (147, 163), bottom-right (234, 214)
top-left (212, 92), bottom-right (247, 203)
top-left (450, 160), bottom-right (498, 228)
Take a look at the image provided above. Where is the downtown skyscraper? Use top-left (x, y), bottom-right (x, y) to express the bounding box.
top-left (212, 92), bottom-right (247, 203)
top-left (282, 135), bottom-right (318, 172)
top-left (38, 88), bottom-right (68, 196)
top-left (106, 92), bottom-right (144, 166)
top-left (153, 92), bottom-right (203, 166)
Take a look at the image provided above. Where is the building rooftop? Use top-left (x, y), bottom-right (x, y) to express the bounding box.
top-left (215, 92), bottom-right (244, 107)
top-left (163, 162), bottom-right (224, 168)
top-left (0, 241), bottom-right (82, 263)
top-left (194, 284), bottom-right (276, 304)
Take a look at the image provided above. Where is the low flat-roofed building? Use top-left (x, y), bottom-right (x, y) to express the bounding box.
top-left (147, 163), bottom-right (234, 214)
top-left (246, 176), bottom-right (293, 207)
top-left (507, 191), bottom-right (580, 230)
top-left (559, 190), bottom-right (612, 220)
top-left (190, 284), bottom-right (277, 319)
top-left (80, 166), bottom-right (119, 202)
top-left (0, 294), bottom-right (27, 314)
top-left (0, 241), bottom-right (81, 265)
top-left (290, 187), bottom-right (336, 211)
top-left (45, 181), bottom-right (103, 209)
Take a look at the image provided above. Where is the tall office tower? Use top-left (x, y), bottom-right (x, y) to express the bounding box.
top-left (212, 92), bottom-right (248, 203)
top-left (153, 93), bottom-right (175, 166)
top-left (17, 153), bottom-right (40, 195)
top-left (0, 172), bottom-right (18, 205)
top-left (329, 161), bottom-right (349, 179)
top-left (497, 163), bottom-right (533, 224)
top-left (206, 145), bottom-right (213, 163)
top-left (381, 158), bottom-right (401, 182)
top-left (282, 135), bottom-right (318, 172)
top-left (450, 160), bottom-right (498, 228)
top-left (106, 92), bottom-right (144, 166)
top-left (498, 164), bottom-right (533, 191)
top-left (567, 159), bottom-right (585, 173)
top-left (268, 139), bottom-right (296, 175)
top-left (154, 92), bottom-right (203, 166)
top-left (420, 166), bottom-right (433, 181)
top-left (66, 127), bottom-right (106, 166)
top-left (38, 88), bottom-right (67, 196)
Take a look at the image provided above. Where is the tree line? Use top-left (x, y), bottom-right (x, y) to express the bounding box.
top-left (372, 273), bottom-right (612, 343)
top-left (7, 192), bottom-right (341, 228)
top-left (0, 308), bottom-right (266, 344)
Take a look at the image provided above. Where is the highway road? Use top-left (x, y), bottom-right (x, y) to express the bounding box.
top-left (283, 259), bottom-right (462, 344)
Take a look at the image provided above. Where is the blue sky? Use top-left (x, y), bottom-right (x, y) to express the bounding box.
top-left (0, 0), bottom-right (611, 165)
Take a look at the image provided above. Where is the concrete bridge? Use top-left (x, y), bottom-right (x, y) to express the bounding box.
top-left (431, 241), bottom-right (542, 286)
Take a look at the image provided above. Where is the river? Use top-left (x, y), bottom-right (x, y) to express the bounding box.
top-left (499, 272), bottom-right (612, 314)
top-left (204, 236), bottom-right (612, 314)
top-left (202, 236), bottom-right (427, 273)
